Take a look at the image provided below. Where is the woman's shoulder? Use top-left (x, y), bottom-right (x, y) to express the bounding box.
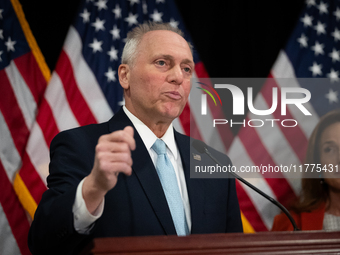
top-left (271, 203), bottom-right (326, 231)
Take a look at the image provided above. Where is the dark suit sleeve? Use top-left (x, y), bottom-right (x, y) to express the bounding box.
top-left (28, 128), bottom-right (98, 255)
top-left (225, 177), bottom-right (243, 233)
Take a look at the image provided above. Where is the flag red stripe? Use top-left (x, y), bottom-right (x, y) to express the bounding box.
top-left (0, 69), bottom-right (29, 156)
top-left (195, 62), bottom-right (234, 151)
top-left (238, 125), bottom-right (297, 206)
top-left (14, 52), bottom-right (47, 105)
top-left (56, 50), bottom-right (97, 126)
top-left (194, 62), bottom-right (209, 79)
top-left (19, 98), bottom-right (59, 203)
top-left (35, 97), bottom-right (61, 147)
top-left (0, 161), bottom-right (31, 255)
top-left (262, 75), bottom-right (308, 163)
top-left (19, 153), bottom-right (47, 204)
top-left (236, 181), bottom-right (268, 231)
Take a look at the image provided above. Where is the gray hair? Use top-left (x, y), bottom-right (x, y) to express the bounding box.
top-left (121, 22), bottom-right (193, 66)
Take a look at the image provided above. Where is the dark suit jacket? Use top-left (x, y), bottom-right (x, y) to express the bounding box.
top-left (28, 108), bottom-right (242, 255)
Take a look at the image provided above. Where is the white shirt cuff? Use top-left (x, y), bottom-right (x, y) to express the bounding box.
top-left (72, 178), bottom-right (105, 234)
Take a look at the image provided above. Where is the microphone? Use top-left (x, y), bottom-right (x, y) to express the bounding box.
top-left (192, 140), bottom-right (300, 231)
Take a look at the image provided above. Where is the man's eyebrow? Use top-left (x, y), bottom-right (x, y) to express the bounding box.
top-left (182, 58), bottom-right (195, 66)
top-left (155, 54), bottom-right (194, 65)
top-left (153, 54), bottom-right (173, 60)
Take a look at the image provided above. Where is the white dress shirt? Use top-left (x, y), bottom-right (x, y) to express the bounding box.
top-left (72, 106), bottom-right (191, 234)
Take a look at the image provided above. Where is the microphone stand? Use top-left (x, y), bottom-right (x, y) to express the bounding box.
top-left (202, 146), bottom-right (300, 231)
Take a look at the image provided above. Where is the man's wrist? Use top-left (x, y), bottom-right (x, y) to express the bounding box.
top-left (72, 178), bottom-right (105, 234)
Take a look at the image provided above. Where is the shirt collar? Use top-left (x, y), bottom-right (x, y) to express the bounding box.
top-left (123, 106), bottom-right (178, 159)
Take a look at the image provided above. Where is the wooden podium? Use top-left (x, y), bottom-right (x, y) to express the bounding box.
top-left (81, 231), bottom-right (340, 254)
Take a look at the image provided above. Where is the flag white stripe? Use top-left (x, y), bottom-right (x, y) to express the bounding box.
top-left (272, 51), bottom-right (319, 138)
top-left (5, 61), bottom-right (37, 130)
top-left (45, 73), bottom-right (79, 132)
top-left (249, 93), bottom-right (302, 194)
top-left (0, 111), bottom-right (21, 183)
top-left (240, 180), bottom-right (280, 230)
top-left (228, 136), bottom-right (279, 229)
top-left (271, 51), bottom-right (296, 79)
top-left (25, 122), bottom-right (51, 183)
top-left (0, 203), bottom-right (22, 255)
top-left (64, 26), bottom-right (113, 123)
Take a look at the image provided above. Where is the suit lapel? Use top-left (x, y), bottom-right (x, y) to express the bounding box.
top-left (109, 109), bottom-right (177, 235)
top-left (175, 132), bottom-right (205, 234)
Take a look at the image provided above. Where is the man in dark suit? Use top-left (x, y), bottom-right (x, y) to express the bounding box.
top-left (28, 22), bottom-right (242, 255)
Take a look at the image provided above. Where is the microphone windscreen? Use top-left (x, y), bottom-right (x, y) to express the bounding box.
top-left (191, 140), bottom-right (206, 153)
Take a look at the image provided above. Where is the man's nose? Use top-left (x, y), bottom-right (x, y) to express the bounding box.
top-left (167, 65), bottom-right (183, 85)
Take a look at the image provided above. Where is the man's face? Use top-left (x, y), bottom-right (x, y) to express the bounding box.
top-left (122, 30), bottom-right (194, 124)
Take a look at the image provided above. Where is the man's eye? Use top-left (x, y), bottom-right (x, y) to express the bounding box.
top-left (183, 67), bottom-right (191, 73)
top-left (157, 60), bottom-right (166, 66)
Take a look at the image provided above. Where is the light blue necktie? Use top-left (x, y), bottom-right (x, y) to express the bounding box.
top-left (152, 139), bottom-right (188, 236)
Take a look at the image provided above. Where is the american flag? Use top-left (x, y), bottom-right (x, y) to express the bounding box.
top-left (229, 0), bottom-right (340, 231)
top-left (0, 0), bottom-right (50, 254)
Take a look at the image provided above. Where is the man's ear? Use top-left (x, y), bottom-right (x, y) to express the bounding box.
top-left (118, 64), bottom-right (130, 90)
